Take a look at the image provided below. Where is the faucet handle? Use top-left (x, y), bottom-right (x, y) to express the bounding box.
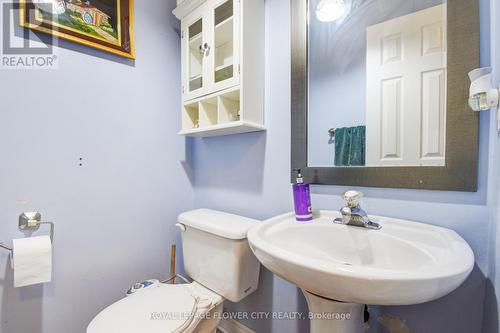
top-left (342, 191), bottom-right (363, 208)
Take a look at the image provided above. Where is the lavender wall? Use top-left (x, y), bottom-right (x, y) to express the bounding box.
top-left (192, 0), bottom-right (493, 332)
top-left (0, 0), bottom-right (496, 332)
top-left (0, 1), bottom-right (193, 332)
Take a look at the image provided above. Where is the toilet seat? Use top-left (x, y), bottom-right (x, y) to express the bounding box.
top-left (87, 282), bottom-right (223, 333)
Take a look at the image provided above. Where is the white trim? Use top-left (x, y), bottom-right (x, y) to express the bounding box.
top-left (218, 318), bottom-right (256, 333)
top-left (173, 0), bottom-right (208, 19)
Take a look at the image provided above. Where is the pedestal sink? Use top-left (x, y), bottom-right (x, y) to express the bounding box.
top-left (247, 211), bottom-right (474, 333)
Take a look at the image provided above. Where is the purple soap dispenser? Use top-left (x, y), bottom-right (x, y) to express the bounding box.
top-left (292, 169), bottom-right (313, 222)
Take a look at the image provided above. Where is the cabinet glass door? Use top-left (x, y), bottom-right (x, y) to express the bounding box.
top-left (187, 18), bottom-right (204, 93)
top-left (213, 0), bottom-right (238, 85)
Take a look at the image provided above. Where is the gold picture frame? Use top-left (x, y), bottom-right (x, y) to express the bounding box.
top-left (19, 0), bottom-right (135, 59)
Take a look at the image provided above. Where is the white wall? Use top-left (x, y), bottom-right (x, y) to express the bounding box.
top-left (0, 1), bottom-right (193, 332)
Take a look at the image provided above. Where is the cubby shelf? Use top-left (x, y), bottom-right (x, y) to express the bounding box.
top-left (179, 87), bottom-right (264, 137)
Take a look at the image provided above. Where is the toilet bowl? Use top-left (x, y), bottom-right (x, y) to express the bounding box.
top-left (87, 281), bottom-right (223, 333)
top-left (87, 209), bottom-right (260, 333)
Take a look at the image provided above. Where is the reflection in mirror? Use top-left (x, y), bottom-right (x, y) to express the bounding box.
top-left (308, 0), bottom-right (447, 167)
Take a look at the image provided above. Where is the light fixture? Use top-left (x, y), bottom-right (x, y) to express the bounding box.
top-left (315, 0), bottom-right (345, 22)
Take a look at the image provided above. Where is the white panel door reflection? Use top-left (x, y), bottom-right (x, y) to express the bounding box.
top-left (366, 4), bottom-right (446, 166)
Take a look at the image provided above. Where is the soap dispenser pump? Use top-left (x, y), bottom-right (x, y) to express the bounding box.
top-left (292, 169), bottom-right (313, 222)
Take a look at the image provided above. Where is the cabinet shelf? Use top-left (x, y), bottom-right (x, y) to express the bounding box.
top-left (215, 63), bottom-right (232, 72)
top-left (215, 16), bottom-right (233, 30)
top-left (189, 75), bottom-right (203, 92)
top-left (215, 18), bottom-right (233, 48)
top-left (189, 74), bottom-right (202, 81)
top-left (189, 33), bottom-right (201, 43)
top-left (215, 64), bottom-right (233, 82)
top-left (178, 120), bottom-right (265, 137)
top-left (214, 16), bottom-right (233, 83)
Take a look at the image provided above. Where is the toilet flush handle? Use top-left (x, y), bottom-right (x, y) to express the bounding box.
top-left (175, 223), bottom-right (186, 232)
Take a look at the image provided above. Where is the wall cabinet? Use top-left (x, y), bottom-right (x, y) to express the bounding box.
top-left (173, 0), bottom-right (265, 137)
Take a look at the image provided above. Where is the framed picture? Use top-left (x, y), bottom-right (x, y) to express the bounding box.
top-left (20, 0), bottom-right (135, 59)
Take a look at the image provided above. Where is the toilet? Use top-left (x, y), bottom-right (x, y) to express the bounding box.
top-left (87, 209), bottom-right (260, 333)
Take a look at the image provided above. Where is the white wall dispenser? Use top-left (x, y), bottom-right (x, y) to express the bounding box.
top-left (468, 67), bottom-right (499, 112)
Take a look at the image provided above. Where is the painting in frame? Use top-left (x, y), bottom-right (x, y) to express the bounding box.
top-left (20, 0), bottom-right (135, 59)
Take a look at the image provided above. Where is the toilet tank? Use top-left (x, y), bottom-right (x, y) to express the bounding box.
top-left (177, 209), bottom-right (260, 302)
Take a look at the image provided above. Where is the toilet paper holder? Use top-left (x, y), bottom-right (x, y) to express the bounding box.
top-left (0, 212), bottom-right (55, 254)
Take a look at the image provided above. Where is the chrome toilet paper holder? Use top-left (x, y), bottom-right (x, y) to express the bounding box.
top-left (0, 212), bottom-right (55, 254)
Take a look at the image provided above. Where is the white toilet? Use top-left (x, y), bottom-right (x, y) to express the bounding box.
top-left (87, 209), bottom-right (260, 333)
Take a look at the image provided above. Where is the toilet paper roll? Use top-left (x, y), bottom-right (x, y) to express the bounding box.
top-left (13, 236), bottom-right (52, 288)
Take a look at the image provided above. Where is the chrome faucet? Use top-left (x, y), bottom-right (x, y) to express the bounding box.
top-left (334, 191), bottom-right (381, 230)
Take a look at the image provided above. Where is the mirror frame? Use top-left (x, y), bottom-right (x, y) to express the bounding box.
top-left (291, 0), bottom-right (480, 191)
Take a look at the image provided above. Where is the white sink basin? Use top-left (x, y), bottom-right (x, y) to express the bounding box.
top-left (247, 211), bottom-right (474, 306)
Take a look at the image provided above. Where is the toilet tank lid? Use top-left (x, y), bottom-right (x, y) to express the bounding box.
top-left (178, 209), bottom-right (259, 240)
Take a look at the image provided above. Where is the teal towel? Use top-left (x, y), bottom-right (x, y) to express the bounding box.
top-left (334, 127), bottom-right (350, 167)
top-left (334, 126), bottom-right (366, 166)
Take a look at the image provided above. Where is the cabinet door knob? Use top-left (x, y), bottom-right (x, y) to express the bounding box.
top-left (203, 43), bottom-right (211, 56)
top-left (198, 43), bottom-right (210, 56)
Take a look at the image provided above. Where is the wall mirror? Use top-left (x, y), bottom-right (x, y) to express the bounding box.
top-left (291, 0), bottom-right (480, 191)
